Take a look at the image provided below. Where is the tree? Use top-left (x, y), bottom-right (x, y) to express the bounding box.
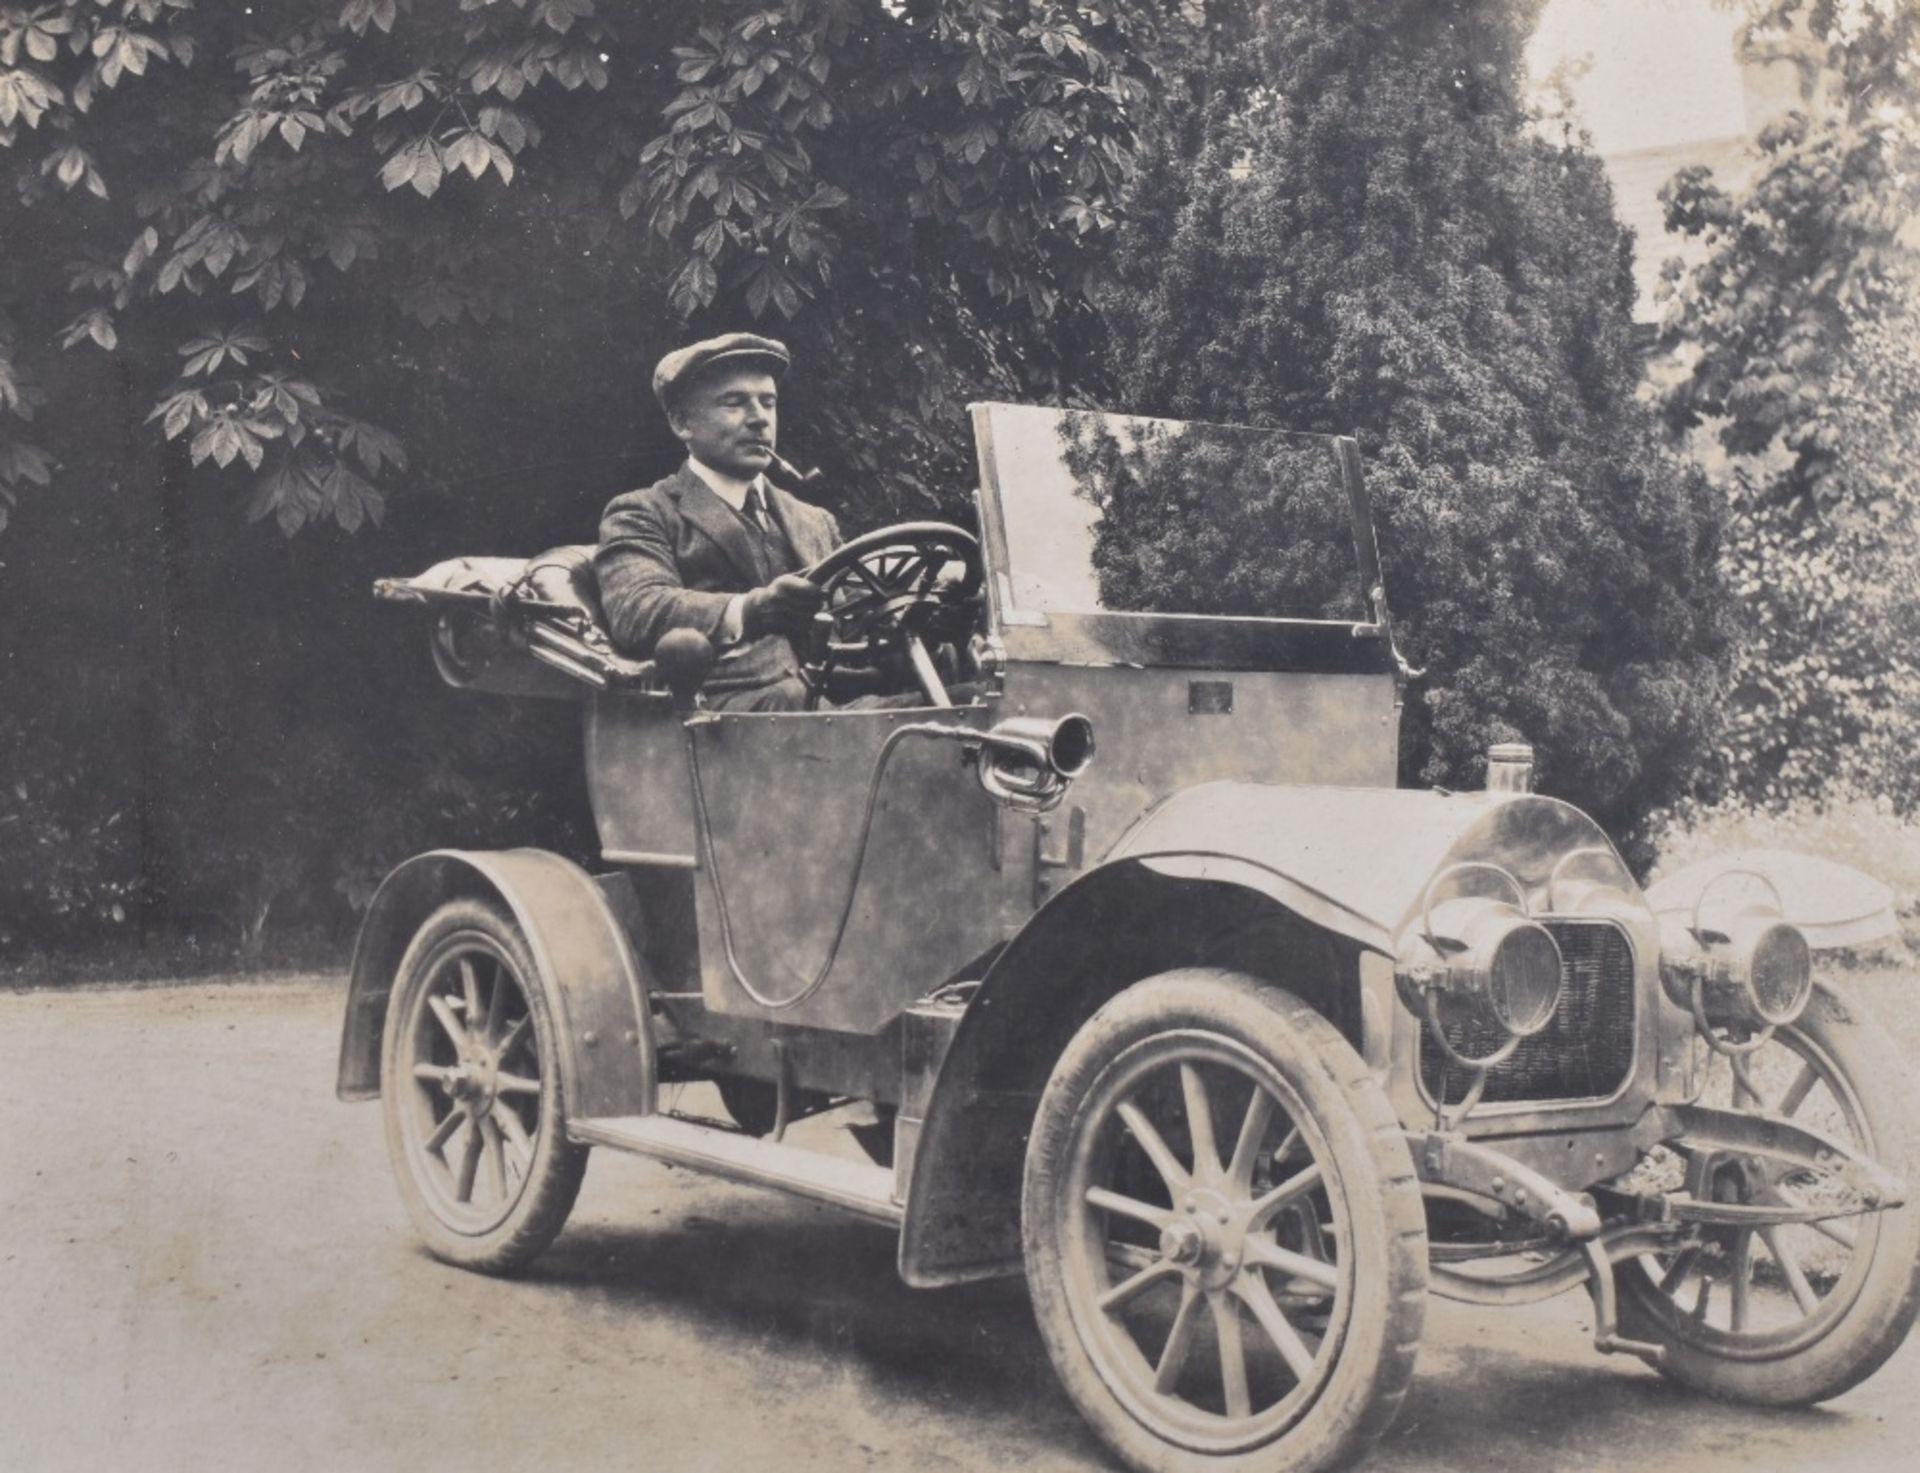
top-left (0, 1), bottom-right (1160, 536)
top-left (0, 1), bottom-right (1174, 957)
top-left (1659, 0), bottom-right (1920, 810)
top-left (1095, 0), bottom-right (1729, 839)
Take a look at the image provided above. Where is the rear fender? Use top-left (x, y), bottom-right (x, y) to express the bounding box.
top-left (335, 849), bottom-right (655, 1120)
top-left (898, 858), bottom-right (1375, 1287)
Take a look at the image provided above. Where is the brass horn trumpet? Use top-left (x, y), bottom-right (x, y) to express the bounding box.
top-left (896, 713), bottom-right (1096, 814)
top-left (970, 714), bottom-right (1096, 813)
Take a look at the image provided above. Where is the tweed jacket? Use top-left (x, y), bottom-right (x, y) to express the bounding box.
top-left (594, 461), bottom-right (842, 695)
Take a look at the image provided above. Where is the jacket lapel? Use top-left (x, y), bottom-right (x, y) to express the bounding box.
top-left (765, 483), bottom-right (834, 569)
top-left (668, 463), bottom-right (764, 587)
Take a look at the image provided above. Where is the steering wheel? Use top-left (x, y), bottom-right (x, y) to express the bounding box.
top-left (799, 521), bottom-right (983, 709)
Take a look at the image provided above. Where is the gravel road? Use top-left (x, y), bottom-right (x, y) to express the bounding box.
top-left (2, 977), bottom-right (1914, 1473)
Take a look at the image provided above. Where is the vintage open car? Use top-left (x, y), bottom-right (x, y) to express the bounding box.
top-left (338, 405), bottom-right (1918, 1473)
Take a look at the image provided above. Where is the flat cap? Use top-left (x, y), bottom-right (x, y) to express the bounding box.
top-left (652, 332), bottom-right (790, 409)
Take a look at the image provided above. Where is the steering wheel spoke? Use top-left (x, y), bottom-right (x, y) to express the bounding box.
top-left (904, 636), bottom-right (952, 708)
top-left (798, 522), bottom-right (982, 709)
top-left (826, 586), bottom-right (889, 621)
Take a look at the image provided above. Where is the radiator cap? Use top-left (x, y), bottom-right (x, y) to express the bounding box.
top-left (1486, 742), bottom-right (1534, 794)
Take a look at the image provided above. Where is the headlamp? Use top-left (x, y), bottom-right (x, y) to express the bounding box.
top-left (1398, 895), bottom-right (1565, 1048)
top-left (1661, 905), bottom-right (1812, 1032)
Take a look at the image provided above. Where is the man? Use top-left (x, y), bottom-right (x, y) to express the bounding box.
top-left (595, 333), bottom-right (835, 711)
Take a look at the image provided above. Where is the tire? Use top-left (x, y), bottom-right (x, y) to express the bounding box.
top-left (1618, 981), bottom-right (1920, 1405)
top-left (380, 897), bottom-right (588, 1273)
top-left (1022, 969), bottom-right (1428, 1473)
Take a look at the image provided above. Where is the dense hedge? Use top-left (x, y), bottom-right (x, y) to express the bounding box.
top-left (1097, 0), bottom-right (1729, 842)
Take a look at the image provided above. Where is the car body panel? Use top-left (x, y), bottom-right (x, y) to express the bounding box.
top-left (680, 704), bottom-right (1013, 1033)
top-left (1102, 785), bottom-right (1684, 1141)
top-left (998, 662), bottom-right (1400, 877)
top-left (586, 690), bottom-right (700, 865)
top-left (584, 662), bottom-right (1396, 1038)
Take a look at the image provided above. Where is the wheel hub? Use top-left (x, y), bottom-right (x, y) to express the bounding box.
top-left (464, 1058), bottom-right (498, 1103)
top-left (1176, 1187), bottom-right (1251, 1290)
top-left (445, 1034), bottom-right (500, 1107)
top-left (1159, 1220), bottom-right (1205, 1265)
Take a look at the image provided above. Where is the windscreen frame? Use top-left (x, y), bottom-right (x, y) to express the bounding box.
top-left (968, 402), bottom-right (1393, 675)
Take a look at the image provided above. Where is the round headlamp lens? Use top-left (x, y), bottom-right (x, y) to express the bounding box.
top-left (1487, 922), bottom-right (1564, 1037)
top-left (1746, 920), bottom-right (1812, 1026)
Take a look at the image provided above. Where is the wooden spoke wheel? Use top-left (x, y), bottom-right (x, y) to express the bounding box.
top-left (380, 898), bottom-right (587, 1272)
top-left (1619, 983), bottom-right (1920, 1405)
top-left (1023, 970), bottom-right (1426, 1473)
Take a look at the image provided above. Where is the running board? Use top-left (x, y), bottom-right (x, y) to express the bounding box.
top-left (570, 1113), bottom-right (903, 1226)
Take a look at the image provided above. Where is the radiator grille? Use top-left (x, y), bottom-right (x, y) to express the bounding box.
top-left (1420, 920), bottom-right (1637, 1106)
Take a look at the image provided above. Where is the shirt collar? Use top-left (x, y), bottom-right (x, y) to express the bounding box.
top-left (685, 456), bottom-right (767, 513)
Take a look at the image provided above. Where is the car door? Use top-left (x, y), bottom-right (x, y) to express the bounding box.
top-left (679, 704), bottom-right (1021, 1033)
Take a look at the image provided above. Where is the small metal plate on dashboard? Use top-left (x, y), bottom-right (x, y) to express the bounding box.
top-left (1188, 680), bottom-right (1234, 715)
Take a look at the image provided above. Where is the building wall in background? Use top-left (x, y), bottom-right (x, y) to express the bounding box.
top-left (1532, 0), bottom-right (1812, 320)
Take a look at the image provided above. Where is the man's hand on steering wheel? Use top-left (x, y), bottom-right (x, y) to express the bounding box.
top-left (740, 573), bottom-right (826, 640)
top-left (797, 522), bottom-right (983, 709)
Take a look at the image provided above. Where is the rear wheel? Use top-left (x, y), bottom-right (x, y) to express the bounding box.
top-left (1023, 969), bottom-right (1427, 1473)
top-left (1619, 982), bottom-right (1920, 1404)
top-left (380, 898), bottom-right (587, 1272)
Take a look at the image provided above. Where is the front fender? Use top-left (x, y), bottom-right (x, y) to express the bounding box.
top-left (1108, 781), bottom-right (1647, 948)
top-left (335, 848), bottom-right (655, 1120)
top-left (899, 857), bottom-right (1375, 1287)
top-left (1643, 848), bottom-right (1898, 951)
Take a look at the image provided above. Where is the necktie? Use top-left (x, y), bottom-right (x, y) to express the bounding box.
top-left (744, 482), bottom-right (772, 534)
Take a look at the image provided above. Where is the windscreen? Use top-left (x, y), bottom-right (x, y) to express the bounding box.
top-left (982, 404), bottom-right (1369, 623)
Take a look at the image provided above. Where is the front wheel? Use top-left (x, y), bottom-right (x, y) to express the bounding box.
top-left (1618, 981), bottom-right (1920, 1404)
top-left (380, 897), bottom-right (588, 1273)
top-left (1023, 970), bottom-right (1427, 1473)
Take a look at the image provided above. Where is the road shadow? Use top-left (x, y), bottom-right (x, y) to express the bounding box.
top-left (1375, 1303), bottom-right (1854, 1471)
top-left (489, 1194), bottom-right (1874, 1471)
top-left (520, 1199), bottom-right (1099, 1461)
